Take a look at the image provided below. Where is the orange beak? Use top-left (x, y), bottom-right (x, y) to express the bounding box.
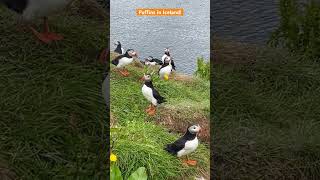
top-left (139, 76), bottom-right (145, 81)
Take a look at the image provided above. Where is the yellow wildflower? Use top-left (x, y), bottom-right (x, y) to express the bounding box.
top-left (110, 153), bottom-right (117, 162)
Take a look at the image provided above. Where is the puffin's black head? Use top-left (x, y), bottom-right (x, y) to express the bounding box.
top-left (125, 49), bottom-right (138, 58)
top-left (187, 124), bottom-right (201, 134)
top-left (164, 48), bottom-right (170, 55)
top-left (114, 41), bottom-right (120, 46)
top-left (146, 56), bottom-right (153, 61)
top-left (141, 73), bottom-right (152, 82)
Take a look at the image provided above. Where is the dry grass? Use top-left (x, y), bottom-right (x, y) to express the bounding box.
top-left (157, 106), bottom-right (210, 143)
top-left (110, 112), bottom-right (117, 127)
top-left (212, 38), bottom-right (320, 179)
top-left (0, 163), bottom-right (16, 180)
top-left (213, 37), bottom-right (258, 65)
top-left (172, 73), bottom-right (195, 82)
top-left (68, 0), bottom-right (108, 20)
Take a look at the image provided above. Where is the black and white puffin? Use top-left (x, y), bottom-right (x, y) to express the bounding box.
top-left (0, 0), bottom-right (75, 43)
top-left (142, 56), bottom-right (163, 66)
top-left (159, 56), bottom-right (172, 80)
top-left (141, 73), bottom-right (166, 116)
top-left (114, 41), bottom-right (124, 54)
top-left (161, 48), bottom-right (176, 71)
top-left (111, 49), bottom-right (138, 76)
top-left (165, 124), bottom-right (201, 166)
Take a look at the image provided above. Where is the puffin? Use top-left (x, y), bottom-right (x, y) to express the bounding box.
top-left (159, 56), bottom-right (172, 80)
top-left (111, 49), bottom-right (138, 76)
top-left (161, 48), bottom-right (176, 71)
top-left (164, 124), bottom-right (201, 166)
top-left (141, 73), bottom-right (166, 116)
top-left (0, 0), bottom-right (75, 43)
top-left (142, 56), bottom-right (163, 66)
top-left (114, 41), bottom-right (124, 54)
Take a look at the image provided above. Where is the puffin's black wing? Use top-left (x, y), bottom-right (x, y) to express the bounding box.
top-left (152, 88), bottom-right (166, 104)
top-left (1, 0), bottom-right (28, 14)
top-left (111, 54), bottom-right (125, 66)
top-left (152, 58), bottom-right (163, 65)
top-left (164, 137), bottom-right (186, 155)
top-left (171, 60), bottom-right (176, 70)
top-left (114, 44), bottom-right (122, 54)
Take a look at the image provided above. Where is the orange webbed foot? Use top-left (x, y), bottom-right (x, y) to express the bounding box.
top-left (147, 106), bottom-right (156, 116)
top-left (119, 70), bottom-right (129, 77)
top-left (145, 105), bottom-right (152, 113)
top-left (183, 160), bottom-right (197, 166)
top-left (45, 32), bottom-right (64, 41)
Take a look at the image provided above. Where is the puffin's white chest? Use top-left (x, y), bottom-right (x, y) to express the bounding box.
top-left (142, 84), bottom-right (157, 106)
top-left (117, 57), bottom-right (133, 68)
top-left (177, 137), bottom-right (199, 157)
top-left (159, 65), bottom-right (172, 78)
top-left (23, 0), bottom-right (72, 20)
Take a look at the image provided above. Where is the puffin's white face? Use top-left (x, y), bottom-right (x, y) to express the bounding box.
top-left (188, 124), bottom-right (201, 134)
top-left (128, 50), bottom-right (138, 57)
top-left (164, 48), bottom-right (170, 53)
top-left (164, 56), bottom-right (171, 63)
top-left (143, 74), bottom-right (152, 81)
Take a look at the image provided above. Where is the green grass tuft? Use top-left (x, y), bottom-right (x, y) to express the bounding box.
top-left (110, 61), bottom-right (210, 179)
top-left (0, 6), bottom-right (108, 179)
top-left (212, 45), bottom-right (320, 179)
top-left (194, 57), bottom-right (210, 80)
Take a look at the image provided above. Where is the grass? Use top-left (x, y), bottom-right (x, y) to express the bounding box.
top-left (212, 40), bottom-right (320, 179)
top-left (0, 4), bottom-right (108, 179)
top-left (110, 55), bottom-right (210, 180)
top-left (194, 57), bottom-right (210, 80)
top-left (268, 0), bottom-right (320, 59)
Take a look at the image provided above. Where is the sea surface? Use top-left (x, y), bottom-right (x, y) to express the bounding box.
top-left (110, 0), bottom-right (210, 75)
top-left (212, 0), bottom-right (280, 44)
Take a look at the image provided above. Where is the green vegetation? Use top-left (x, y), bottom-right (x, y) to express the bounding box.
top-left (213, 1), bottom-right (320, 178)
top-left (268, 0), bottom-right (320, 59)
top-left (194, 57), bottom-right (210, 80)
top-left (110, 161), bottom-right (147, 180)
top-left (212, 43), bottom-right (320, 179)
top-left (110, 59), bottom-right (210, 180)
top-left (0, 5), bottom-right (108, 179)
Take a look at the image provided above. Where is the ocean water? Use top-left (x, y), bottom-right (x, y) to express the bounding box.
top-left (212, 0), bottom-right (280, 44)
top-left (110, 0), bottom-right (210, 75)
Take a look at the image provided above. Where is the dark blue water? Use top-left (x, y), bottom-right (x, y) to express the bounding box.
top-left (212, 0), bottom-right (280, 44)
